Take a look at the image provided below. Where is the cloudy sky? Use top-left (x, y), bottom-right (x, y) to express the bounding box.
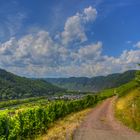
top-left (0, 0), bottom-right (140, 77)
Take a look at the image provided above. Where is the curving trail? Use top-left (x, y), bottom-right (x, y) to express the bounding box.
top-left (73, 97), bottom-right (140, 140)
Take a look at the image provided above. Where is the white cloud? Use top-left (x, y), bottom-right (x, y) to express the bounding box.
top-left (61, 13), bottom-right (87, 45)
top-left (61, 6), bottom-right (97, 46)
top-left (134, 41), bottom-right (140, 48)
top-left (0, 37), bottom-right (17, 55)
top-left (77, 42), bottom-right (102, 60)
top-left (1, 32), bottom-right (139, 77)
top-left (0, 6), bottom-right (139, 77)
top-left (83, 6), bottom-right (97, 22)
top-left (0, 31), bottom-right (60, 67)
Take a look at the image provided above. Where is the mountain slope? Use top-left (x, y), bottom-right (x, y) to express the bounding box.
top-left (115, 88), bottom-right (140, 132)
top-left (45, 70), bottom-right (136, 92)
top-left (0, 69), bottom-right (64, 100)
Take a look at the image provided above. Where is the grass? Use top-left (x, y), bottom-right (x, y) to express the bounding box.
top-left (116, 80), bottom-right (137, 97)
top-left (115, 88), bottom-right (140, 131)
top-left (99, 88), bottom-right (114, 98)
top-left (37, 108), bottom-right (92, 140)
top-left (35, 85), bottom-right (119, 140)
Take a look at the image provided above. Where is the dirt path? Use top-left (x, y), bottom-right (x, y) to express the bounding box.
top-left (73, 97), bottom-right (140, 140)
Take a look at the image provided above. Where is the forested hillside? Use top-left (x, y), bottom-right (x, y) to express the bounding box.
top-left (46, 70), bottom-right (136, 92)
top-left (0, 69), bottom-right (65, 100)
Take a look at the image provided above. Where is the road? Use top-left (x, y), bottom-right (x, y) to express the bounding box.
top-left (73, 97), bottom-right (140, 140)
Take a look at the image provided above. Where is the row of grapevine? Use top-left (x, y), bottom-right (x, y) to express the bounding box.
top-left (0, 97), bottom-right (46, 109)
top-left (0, 94), bottom-right (110, 140)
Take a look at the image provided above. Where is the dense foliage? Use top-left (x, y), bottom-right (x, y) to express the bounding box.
top-left (0, 92), bottom-right (113, 140)
top-left (0, 69), bottom-right (65, 100)
top-left (46, 70), bottom-right (136, 92)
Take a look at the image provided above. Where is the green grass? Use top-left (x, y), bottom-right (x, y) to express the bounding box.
top-left (38, 108), bottom-right (92, 140)
top-left (114, 79), bottom-right (140, 131)
top-left (97, 80), bottom-right (137, 100)
top-left (115, 88), bottom-right (140, 131)
top-left (116, 80), bottom-right (138, 97)
top-left (99, 88), bottom-right (114, 98)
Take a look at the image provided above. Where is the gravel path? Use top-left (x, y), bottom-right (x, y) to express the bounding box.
top-left (73, 97), bottom-right (140, 140)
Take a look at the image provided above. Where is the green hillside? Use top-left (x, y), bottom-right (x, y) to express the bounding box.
top-left (0, 69), bottom-right (65, 100)
top-left (0, 69), bottom-right (139, 139)
top-left (115, 70), bottom-right (140, 131)
top-left (115, 88), bottom-right (140, 131)
top-left (45, 70), bottom-right (136, 92)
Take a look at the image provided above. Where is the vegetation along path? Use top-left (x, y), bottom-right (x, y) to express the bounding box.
top-left (73, 97), bottom-right (140, 140)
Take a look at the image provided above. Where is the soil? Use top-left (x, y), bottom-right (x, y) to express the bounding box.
top-left (73, 97), bottom-right (140, 140)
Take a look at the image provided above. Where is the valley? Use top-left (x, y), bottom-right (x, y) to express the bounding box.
top-left (46, 70), bottom-right (136, 92)
top-left (0, 1), bottom-right (140, 139)
top-left (0, 68), bottom-right (139, 140)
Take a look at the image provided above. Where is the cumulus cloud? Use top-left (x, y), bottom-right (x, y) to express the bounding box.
top-left (0, 37), bottom-right (17, 55)
top-left (134, 41), bottom-right (140, 48)
top-left (0, 31), bottom-right (61, 68)
top-left (61, 6), bottom-right (97, 46)
top-left (77, 42), bottom-right (102, 60)
top-left (83, 6), bottom-right (97, 22)
top-left (0, 6), bottom-right (140, 77)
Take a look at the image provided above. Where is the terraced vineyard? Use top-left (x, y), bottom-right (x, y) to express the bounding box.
top-left (0, 91), bottom-right (115, 140)
top-left (0, 69), bottom-right (139, 140)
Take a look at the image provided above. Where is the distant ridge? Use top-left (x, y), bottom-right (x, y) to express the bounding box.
top-left (45, 70), bottom-right (136, 92)
top-left (0, 69), bottom-right (65, 100)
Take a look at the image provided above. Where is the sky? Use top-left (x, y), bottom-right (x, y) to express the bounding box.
top-left (0, 0), bottom-right (140, 77)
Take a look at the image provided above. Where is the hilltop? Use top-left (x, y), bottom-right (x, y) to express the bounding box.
top-left (0, 69), bottom-right (65, 100)
top-left (45, 70), bottom-right (136, 92)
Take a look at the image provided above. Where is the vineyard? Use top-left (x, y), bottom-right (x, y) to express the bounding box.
top-left (0, 92), bottom-right (114, 140)
top-left (0, 72), bottom-right (139, 140)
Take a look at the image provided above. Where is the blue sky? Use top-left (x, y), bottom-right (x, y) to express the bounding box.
top-left (0, 0), bottom-right (140, 77)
